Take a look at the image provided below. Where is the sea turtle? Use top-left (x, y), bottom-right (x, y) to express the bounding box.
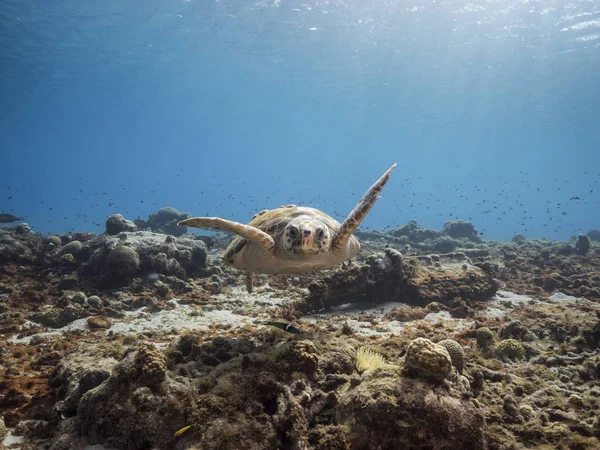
top-left (179, 163), bottom-right (396, 292)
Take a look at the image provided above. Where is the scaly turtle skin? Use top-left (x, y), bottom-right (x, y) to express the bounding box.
top-left (179, 163), bottom-right (396, 292)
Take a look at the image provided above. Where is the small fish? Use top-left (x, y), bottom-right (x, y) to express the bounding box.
top-left (0, 213), bottom-right (24, 223)
top-left (539, 350), bottom-right (555, 357)
top-left (569, 196), bottom-right (580, 201)
top-left (258, 320), bottom-right (301, 334)
top-left (174, 425), bottom-right (192, 436)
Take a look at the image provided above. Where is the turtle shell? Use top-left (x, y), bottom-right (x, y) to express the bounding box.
top-left (221, 204), bottom-right (341, 263)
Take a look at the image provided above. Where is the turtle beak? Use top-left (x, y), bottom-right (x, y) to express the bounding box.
top-left (295, 248), bottom-right (319, 258)
top-left (298, 234), bottom-right (320, 256)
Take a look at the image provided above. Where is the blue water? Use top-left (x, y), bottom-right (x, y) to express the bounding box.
top-left (1, 0), bottom-right (599, 241)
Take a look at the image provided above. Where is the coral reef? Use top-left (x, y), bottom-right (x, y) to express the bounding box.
top-left (50, 343), bottom-right (121, 417)
top-left (75, 344), bottom-right (187, 449)
top-left (437, 339), bottom-right (465, 374)
top-left (588, 229), bottom-right (600, 242)
top-left (335, 367), bottom-right (487, 449)
top-left (495, 339), bottom-right (526, 362)
top-left (476, 327), bottom-right (495, 351)
top-left (79, 231), bottom-right (208, 287)
top-left (443, 219), bottom-right (481, 241)
top-left (391, 219), bottom-right (442, 241)
top-left (1, 221), bottom-right (600, 450)
top-left (403, 337), bottom-right (453, 380)
top-left (0, 227), bottom-right (43, 265)
top-left (59, 240), bottom-right (83, 257)
top-left (105, 245), bottom-right (140, 280)
top-left (576, 234), bottom-right (591, 255)
top-left (511, 234), bottom-right (527, 243)
top-left (33, 306), bottom-right (83, 329)
top-left (105, 214), bottom-right (138, 235)
top-left (365, 219), bottom-right (483, 253)
top-left (300, 248), bottom-right (498, 314)
top-left (146, 207), bottom-right (191, 237)
top-left (39, 334), bottom-right (489, 450)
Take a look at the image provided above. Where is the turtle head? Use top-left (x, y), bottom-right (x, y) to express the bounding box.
top-left (281, 218), bottom-right (331, 259)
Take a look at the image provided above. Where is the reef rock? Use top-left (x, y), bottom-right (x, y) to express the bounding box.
top-left (79, 231), bottom-right (207, 287)
top-left (50, 343), bottom-right (120, 417)
top-left (443, 220), bottom-right (481, 242)
top-left (587, 229), bottom-right (600, 242)
top-left (147, 207), bottom-right (191, 237)
top-left (302, 248), bottom-right (498, 313)
top-left (59, 240), bottom-right (83, 257)
top-left (575, 234), bottom-right (591, 255)
top-left (87, 316), bottom-right (111, 329)
top-left (495, 339), bottom-right (526, 362)
top-left (74, 339), bottom-right (284, 450)
top-left (403, 337), bottom-right (453, 380)
top-left (391, 220), bottom-right (442, 242)
top-left (431, 236), bottom-right (458, 253)
top-left (476, 327), bottom-right (495, 351)
top-left (49, 333), bottom-right (488, 450)
top-left (32, 306), bottom-right (84, 329)
top-left (105, 214), bottom-right (138, 235)
top-left (105, 245), bottom-right (140, 281)
top-left (0, 227), bottom-right (43, 265)
top-left (335, 367), bottom-right (487, 449)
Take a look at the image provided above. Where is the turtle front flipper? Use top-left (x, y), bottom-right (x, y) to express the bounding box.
top-left (332, 163), bottom-right (397, 251)
top-left (178, 217), bottom-right (275, 252)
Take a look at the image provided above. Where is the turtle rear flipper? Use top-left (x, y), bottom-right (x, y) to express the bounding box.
top-left (246, 272), bottom-right (254, 293)
top-left (179, 217), bottom-right (275, 253)
top-left (332, 163), bottom-right (396, 251)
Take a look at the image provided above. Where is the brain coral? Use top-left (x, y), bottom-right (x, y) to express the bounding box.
top-left (404, 337), bottom-right (453, 380)
top-left (106, 245), bottom-right (140, 277)
top-left (291, 340), bottom-right (319, 374)
top-left (274, 340), bottom-right (319, 376)
top-left (495, 339), bottom-right (526, 361)
top-left (135, 343), bottom-right (167, 385)
top-left (38, 307), bottom-right (80, 328)
top-left (476, 327), bottom-right (495, 350)
top-left (437, 339), bottom-right (465, 374)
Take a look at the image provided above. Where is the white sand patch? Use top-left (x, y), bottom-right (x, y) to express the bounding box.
top-left (9, 289), bottom-right (582, 343)
top-left (9, 287), bottom-right (296, 344)
top-left (483, 290), bottom-right (535, 316)
top-left (1, 430), bottom-right (24, 448)
top-left (10, 318), bottom-right (91, 344)
top-left (108, 304), bottom-right (250, 335)
top-left (548, 292), bottom-right (589, 303)
top-left (214, 284), bottom-right (298, 307)
top-left (302, 290), bottom-right (576, 336)
top-left (304, 301), bottom-right (475, 336)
